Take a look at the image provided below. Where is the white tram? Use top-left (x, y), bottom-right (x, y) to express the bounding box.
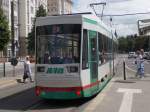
top-left (35, 14), bottom-right (118, 99)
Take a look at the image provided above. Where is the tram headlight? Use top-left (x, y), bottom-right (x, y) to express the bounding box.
top-left (35, 87), bottom-right (41, 96)
top-left (37, 66), bottom-right (45, 72)
top-left (67, 66), bottom-right (78, 73)
top-left (75, 90), bottom-right (81, 96)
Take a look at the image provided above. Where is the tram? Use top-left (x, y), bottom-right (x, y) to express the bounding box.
top-left (35, 13), bottom-right (118, 99)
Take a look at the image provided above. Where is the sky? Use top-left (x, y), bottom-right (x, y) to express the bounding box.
top-left (72, 0), bottom-right (150, 36)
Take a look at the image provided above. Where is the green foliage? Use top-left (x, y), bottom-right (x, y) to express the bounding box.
top-left (27, 5), bottom-right (47, 55)
top-left (0, 8), bottom-right (10, 51)
top-left (118, 37), bottom-right (128, 53)
top-left (118, 35), bottom-right (150, 53)
top-left (36, 5), bottom-right (47, 17)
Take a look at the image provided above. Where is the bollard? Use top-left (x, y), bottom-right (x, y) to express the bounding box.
top-left (123, 60), bottom-right (126, 80)
top-left (3, 62), bottom-right (5, 77)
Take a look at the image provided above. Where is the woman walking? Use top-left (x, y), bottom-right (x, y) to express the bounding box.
top-left (135, 49), bottom-right (145, 78)
top-left (135, 50), bottom-right (141, 77)
top-left (139, 49), bottom-right (145, 78)
top-left (23, 56), bottom-right (34, 83)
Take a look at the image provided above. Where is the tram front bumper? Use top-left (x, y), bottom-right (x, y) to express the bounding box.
top-left (35, 86), bottom-right (83, 99)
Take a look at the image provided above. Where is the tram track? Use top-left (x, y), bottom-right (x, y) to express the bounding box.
top-left (24, 98), bottom-right (91, 112)
top-left (23, 99), bottom-right (44, 111)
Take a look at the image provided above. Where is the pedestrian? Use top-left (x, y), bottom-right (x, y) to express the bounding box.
top-left (139, 49), bottom-right (145, 78)
top-left (23, 56), bottom-right (34, 83)
top-left (135, 50), bottom-right (141, 77)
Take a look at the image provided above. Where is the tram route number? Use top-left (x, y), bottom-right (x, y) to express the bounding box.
top-left (47, 68), bottom-right (64, 74)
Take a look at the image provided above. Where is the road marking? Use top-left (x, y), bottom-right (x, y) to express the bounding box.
top-left (117, 88), bottom-right (142, 112)
top-left (83, 79), bottom-right (114, 112)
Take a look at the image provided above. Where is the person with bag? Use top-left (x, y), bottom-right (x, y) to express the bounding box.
top-left (135, 49), bottom-right (145, 78)
top-left (23, 56), bottom-right (34, 83)
top-left (139, 49), bottom-right (145, 78)
top-left (135, 50), bottom-right (141, 77)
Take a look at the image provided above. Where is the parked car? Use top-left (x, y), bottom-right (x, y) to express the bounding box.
top-left (143, 52), bottom-right (148, 59)
top-left (128, 52), bottom-right (136, 58)
top-left (144, 52), bottom-right (150, 60)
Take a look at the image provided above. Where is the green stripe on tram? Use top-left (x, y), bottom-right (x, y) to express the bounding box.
top-left (83, 17), bottom-right (111, 34)
top-left (83, 75), bottom-right (112, 97)
top-left (40, 91), bottom-right (82, 100)
top-left (83, 17), bottom-right (98, 25)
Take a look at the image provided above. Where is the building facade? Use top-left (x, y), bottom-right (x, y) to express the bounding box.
top-left (18, 0), bottom-right (47, 56)
top-left (0, 0), bottom-right (47, 58)
top-left (35, 0), bottom-right (47, 11)
top-left (18, 0), bottom-right (35, 56)
top-left (138, 19), bottom-right (150, 36)
top-left (139, 26), bottom-right (150, 36)
top-left (47, 0), bottom-right (73, 15)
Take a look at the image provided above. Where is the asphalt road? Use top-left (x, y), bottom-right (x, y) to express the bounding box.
top-left (0, 82), bottom-right (40, 112)
top-left (0, 81), bottom-right (92, 112)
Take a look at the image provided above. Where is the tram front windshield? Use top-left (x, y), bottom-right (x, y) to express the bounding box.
top-left (36, 24), bottom-right (81, 64)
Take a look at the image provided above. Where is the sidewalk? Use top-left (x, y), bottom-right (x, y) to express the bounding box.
top-left (0, 73), bottom-right (35, 90)
top-left (82, 62), bottom-right (150, 112)
top-left (0, 75), bottom-right (22, 90)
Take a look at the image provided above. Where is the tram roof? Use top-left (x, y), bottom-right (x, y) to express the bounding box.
top-left (36, 14), bottom-right (110, 28)
top-left (36, 13), bottom-right (118, 39)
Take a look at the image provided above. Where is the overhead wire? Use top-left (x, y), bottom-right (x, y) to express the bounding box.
top-left (97, 11), bottom-right (150, 17)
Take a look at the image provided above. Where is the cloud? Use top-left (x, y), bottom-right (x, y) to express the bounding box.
top-left (73, 0), bottom-right (150, 36)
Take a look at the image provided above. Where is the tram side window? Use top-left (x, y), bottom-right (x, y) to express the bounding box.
top-left (107, 37), bottom-right (113, 60)
top-left (82, 29), bottom-right (88, 69)
top-left (98, 33), bottom-right (106, 65)
top-left (113, 42), bottom-right (117, 59)
top-left (98, 33), bottom-right (113, 65)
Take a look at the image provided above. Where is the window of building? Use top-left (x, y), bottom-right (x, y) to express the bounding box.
top-left (14, 1), bottom-right (17, 11)
top-left (31, 6), bottom-right (34, 14)
top-left (14, 16), bottom-right (18, 24)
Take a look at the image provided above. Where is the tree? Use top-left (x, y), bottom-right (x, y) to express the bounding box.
top-left (118, 35), bottom-right (150, 53)
top-left (0, 8), bottom-right (10, 51)
top-left (27, 5), bottom-right (46, 55)
top-left (36, 5), bottom-right (47, 17)
top-left (118, 37), bottom-right (128, 53)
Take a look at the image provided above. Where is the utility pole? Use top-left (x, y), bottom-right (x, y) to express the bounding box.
top-left (11, 0), bottom-right (15, 58)
top-left (110, 17), bottom-right (115, 75)
top-left (11, 0), bottom-right (18, 77)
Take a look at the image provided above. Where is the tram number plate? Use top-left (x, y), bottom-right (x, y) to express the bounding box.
top-left (47, 68), bottom-right (64, 74)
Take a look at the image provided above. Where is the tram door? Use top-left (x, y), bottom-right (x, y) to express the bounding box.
top-left (88, 30), bottom-right (98, 93)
